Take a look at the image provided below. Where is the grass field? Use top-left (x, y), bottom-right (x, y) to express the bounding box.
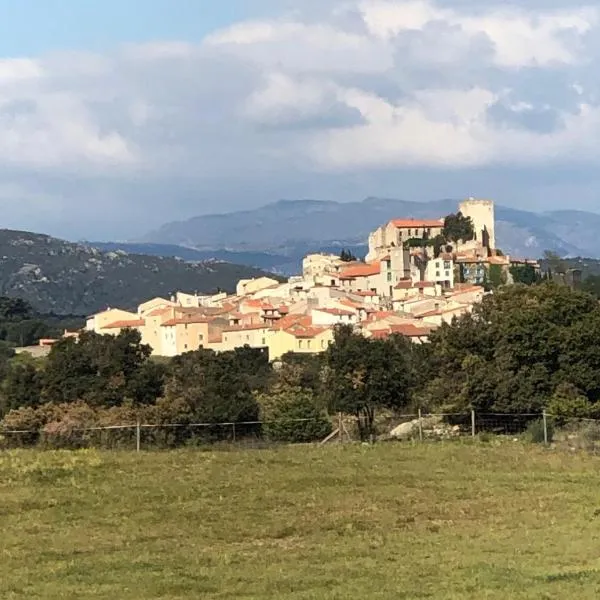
top-left (2, 441), bottom-right (600, 599)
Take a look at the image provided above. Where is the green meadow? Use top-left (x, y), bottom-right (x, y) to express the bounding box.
top-left (2, 442), bottom-right (600, 599)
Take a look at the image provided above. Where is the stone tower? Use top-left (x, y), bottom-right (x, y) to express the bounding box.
top-left (458, 198), bottom-right (496, 253)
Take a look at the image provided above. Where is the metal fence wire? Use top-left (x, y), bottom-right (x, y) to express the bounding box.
top-left (0, 411), bottom-right (596, 451)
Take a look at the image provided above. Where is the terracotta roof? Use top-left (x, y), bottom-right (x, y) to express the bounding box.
top-left (339, 262), bottom-right (381, 278)
top-left (449, 284), bottom-right (484, 294)
top-left (243, 299), bottom-right (263, 308)
top-left (161, 317), bottom-right (211, 327)
top-left (413, 281), bottom-right (436, 288)
top-left (370, 324), bottom-right (433, 339)
top-left (278, 305), bottom-right (290, 313)
top-left (395, 279), bottom-right (413, 290)
top-left (339, 298), bottom-right (363, 308)
top-left (368, 311), bottom-right (395, 321)
top-left (208, 333), bottom-right (222, 344)
top-left (488, 256), bottom-right (509, 265)
top-left (285, 326), bottom-right (330, 339)
top-left (103, 319), bottom-right (145, 330)
top-left (390, 324), bottom-right (433, 336)
top-left (355, 290), bottom-right (378, 297)
top-left (273, 314), bottom-right (312, 331)
top-left (314, 307), bottom-right (355, 317)
top-left (391, 219), bottom-right (443, 228)
top-left (380, 255), bottom-right (391, 261)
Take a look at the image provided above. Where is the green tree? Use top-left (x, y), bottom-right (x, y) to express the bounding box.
top-left (340, 249), bottom-right (358, 262)
top-left (546, 382), bottom-right (591, 425)
top-left (510, 264), bottom-right (542, 286)
top-left (581, 275), bottom-right (600, 298)
top-left (164, 349), bottom-right (260, 425)
top-left (421, 283), bottom-right (600, 420)
top-left (41, 329), bottom-right (159, 407)
top-left (442, 212), bottom-right (475, 244)
top-left (279, 352), bottom-right (324, 392)
top-left (257, 365), bottom-right (331, 443)
top-left (487, 264), bottom-right (507, 289)
top-left (1, 361), bottom-right (43, 416)
top-left (323, 325), bottom-right (414, 440)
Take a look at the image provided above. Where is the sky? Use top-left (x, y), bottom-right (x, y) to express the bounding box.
top-left (1, 0), bottom-right (600, 240)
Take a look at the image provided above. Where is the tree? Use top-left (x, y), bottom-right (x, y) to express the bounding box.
top-left (1, 361), bottom-right (43, 416)
top-left (41, 329), bottom-right (158, 407)
top-left (340, 249), bottom-right (358, 262)
top-left (164, 349), bottom-right (260, 425)
top-left (442, 212), bottom-right (475, 244)
top-left (279, 352), bottom-right (324, 392)
top-left (420, 283), bottom-right (600, 420)
top-left (257, 365), bottom-right (331, 443)
top-left (323, 325), bottom-right (415, 440)
top-left (510, 264), bottom-right (541, 286)
top-left (487, 264), bottom-right (507, 289)
top-left (547, 382), bottom-right (591, 425)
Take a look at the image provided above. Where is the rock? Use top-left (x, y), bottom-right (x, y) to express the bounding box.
top-left (389, 421), bottom-right (417, 440)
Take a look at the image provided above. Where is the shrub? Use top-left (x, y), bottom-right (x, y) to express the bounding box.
top-left (527, 418), bottom-right (554, 444)
top-left (546, 383), bottom-right (591, 426)
top-left (257, 382), bottom-right (332, 444)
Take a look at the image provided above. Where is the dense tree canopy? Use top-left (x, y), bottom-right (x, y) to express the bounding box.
top-left (323, 325), bottom-right (415, 439)
top-left (419, 283), bottom-right (600, 418)
top-left (442, 212), bottom-right (475, 244)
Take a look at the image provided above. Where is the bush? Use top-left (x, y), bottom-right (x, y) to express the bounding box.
top-left (527, 418), bottom-right (554, 444)
top-left (546, 383), bottom-right (591, 426)
top-left (258, 383), bottom-right (332, 444)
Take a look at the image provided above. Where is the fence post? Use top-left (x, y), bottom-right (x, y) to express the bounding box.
top-left (232, 422), bottom-right (236, 443)
top-left (136, 420), bottom-right (141, 453)
top-left (338, 413), bottom-right (343, 443)
top-left (418, 408), bottom-right (423, 442)
top-left (543, 410), bottom-right (548, 445)
top-left (471, 410), bottom-right (476, 438)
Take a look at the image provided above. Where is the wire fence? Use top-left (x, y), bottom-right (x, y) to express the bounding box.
top-left (0, 410), bottom-right (597, 451)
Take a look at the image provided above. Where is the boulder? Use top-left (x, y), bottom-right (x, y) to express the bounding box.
top-left (389, 421), bottom-right (417, 440)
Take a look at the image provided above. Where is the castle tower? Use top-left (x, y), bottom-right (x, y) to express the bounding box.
top-left (459, 198), bottom-right (496, 253)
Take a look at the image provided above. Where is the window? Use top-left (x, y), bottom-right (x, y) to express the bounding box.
top-left (185, 324), bottom-right (188, 330)
top-left (246, 335), bottom-right (250, 341)
top-left (184, 344), bottom-right (188, 350)
top-left (307, 340), bottom-right (312, 348)
top-left (299, 340), bottom-right (303, 349)
top-left (262, 338), bottom-right (266, 345)
top-left (444, 261), bottom-right (451, 270)
top-left (408, 229), bottom-right (412, 236)
top-left (321, 340), bottom-right (325, 348)
top-left (387, 272), bottom-right (392, 282)
top-left (436, 271), bottom-right (440, 277)
top-left (445, 271), bottom-right (450, 277)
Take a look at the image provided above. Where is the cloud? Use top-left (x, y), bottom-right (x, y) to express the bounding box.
top-left (1, 0), bottom-right (600, 238)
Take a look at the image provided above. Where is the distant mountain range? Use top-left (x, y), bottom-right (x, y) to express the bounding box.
top-left (110, 198), bottom-right (600, 274)
top-left (0, 230), bottom-right (277, 315)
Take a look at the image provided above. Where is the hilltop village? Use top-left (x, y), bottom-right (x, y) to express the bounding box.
top-left (52, 199), bottom-right (538, 360)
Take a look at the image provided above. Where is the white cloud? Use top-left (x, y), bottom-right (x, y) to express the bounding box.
top-left (0, 0), bottom-right (600, 237)
top-left (359, 0), bottom-right (597, 67)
